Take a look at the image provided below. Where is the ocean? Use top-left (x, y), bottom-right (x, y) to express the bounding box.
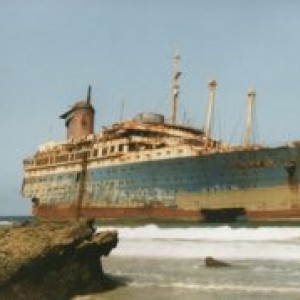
top-left (98, 224), bottom-right (300, 300)
top-left (2, 218), bottom-right (300, 299)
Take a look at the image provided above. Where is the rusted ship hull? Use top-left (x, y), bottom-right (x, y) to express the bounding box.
top-left (32, 205), bottom-right (202, 222)
top-left (32, 205), bottom-right (300, 223)
top-left (24, 144), bottom-right (300, 223)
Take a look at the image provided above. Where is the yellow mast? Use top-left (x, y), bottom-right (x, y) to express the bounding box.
top-left (205, 80), bottom-right (217, 143)
top-left (244, 88), bottom-right (256, 147)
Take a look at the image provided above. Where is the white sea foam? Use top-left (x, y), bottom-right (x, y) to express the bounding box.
top-left (98, 225), bottom-right (300, 260)
top-left (98, 224), bottom-right (300, 241)
top-left (129, 282), bottom-right (300, 295)
top-left (0, 221), bottom-right (12, 226)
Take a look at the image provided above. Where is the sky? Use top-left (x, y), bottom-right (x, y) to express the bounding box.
top-left (1, 0), bottom-right (300, 215)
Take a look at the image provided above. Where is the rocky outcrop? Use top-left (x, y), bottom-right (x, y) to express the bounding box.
top-left (205, 256), bottom-right (231, 267)
top-left (0, 219), bottom-right (118, 300)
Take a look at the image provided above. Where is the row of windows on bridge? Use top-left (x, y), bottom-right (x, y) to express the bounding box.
top-left (33, 143), bottom-right (191, 167)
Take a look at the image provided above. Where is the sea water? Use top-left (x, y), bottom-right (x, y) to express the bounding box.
top-left (2, 219), bottom-right (300, 299)
top-left (97, 224), bottom-right (300, 300)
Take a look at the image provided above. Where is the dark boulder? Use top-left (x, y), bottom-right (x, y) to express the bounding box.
top-left (0, 219), bottom-right (118, 300)
top-left (205, 256), bottom-right (231, 267)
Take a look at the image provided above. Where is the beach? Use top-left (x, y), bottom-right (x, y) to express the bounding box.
top-left (2, 219), bottom-right (300, 299)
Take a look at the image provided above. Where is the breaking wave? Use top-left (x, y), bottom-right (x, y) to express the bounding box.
top-left (0, 221), bottom-right (13, 226)
top-left (99, 224), bottom-right (300, 241)
top-left (98, 225), bottom-right (300, 260)
top-left (129, 282), bottom-right (300, 295)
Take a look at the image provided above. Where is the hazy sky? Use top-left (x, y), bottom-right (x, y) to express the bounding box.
top-left (2, 0), bottom-right (300, 215)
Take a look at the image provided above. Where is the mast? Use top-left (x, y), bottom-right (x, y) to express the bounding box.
top-left (244, 88), bottom-right (256, 147)
top-left (204, 80), bottom-right (217, 142)
top-left (171, 53), bottom-right (181, 124)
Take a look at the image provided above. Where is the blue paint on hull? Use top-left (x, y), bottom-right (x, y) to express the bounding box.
top-left (24, 145), bottom-right (300, 210)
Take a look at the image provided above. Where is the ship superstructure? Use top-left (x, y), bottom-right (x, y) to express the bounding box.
top-left (22, 57), bottom-right (300, 222)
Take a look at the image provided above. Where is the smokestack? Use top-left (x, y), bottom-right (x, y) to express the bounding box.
top-left (60, 86), bottom-right (95, 139)
top-left (204, 80), bottom-right (217, 141)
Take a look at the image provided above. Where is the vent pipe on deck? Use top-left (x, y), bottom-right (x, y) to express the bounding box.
top-left (87, 85), bottom-right (92, 104)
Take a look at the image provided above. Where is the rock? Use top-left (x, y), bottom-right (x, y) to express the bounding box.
top-left (0, 219), bottom-right (118, 300)
top-left (205, 256), bottom-right (231, 267)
